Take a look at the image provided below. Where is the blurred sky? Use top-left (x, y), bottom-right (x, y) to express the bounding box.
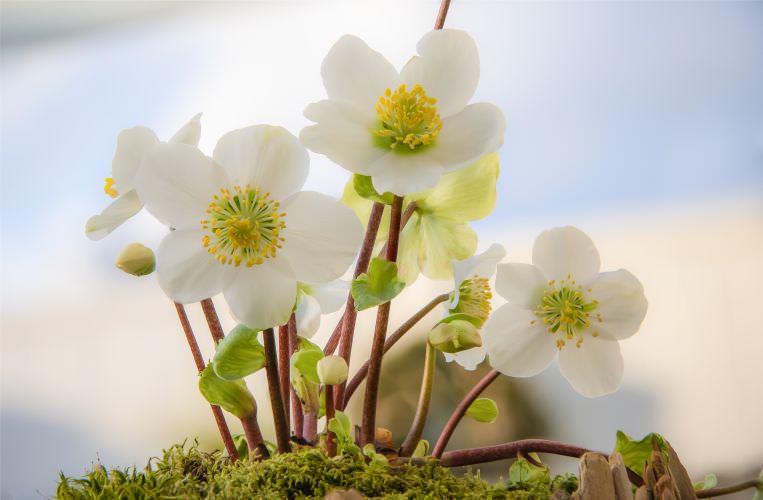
top-left (1, 1), bottom-right (762, 498)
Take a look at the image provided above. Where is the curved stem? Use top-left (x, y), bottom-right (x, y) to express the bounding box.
top-left (432, 368), bottom-right (500, 458)
top-left (335, 201), bottom-right (385, 410)
top-left (400, 342), bottom-right (436, 456)
top-left (434, 0), bottom-right (452, 30)
top-left (361, 195), bottom-right (403, 445)
top-left (440, 439), bottom-right (593, 467)
top-left (343, 293), bottom-right (450, 406)
top-left (697, 480), bottom-right (761, 498)
top-left (322, 313), bottom-right (345, 356)
top-left (262, 328), bottom-right (290, 453)
top-left (173, 302), bottom-right (238, 460)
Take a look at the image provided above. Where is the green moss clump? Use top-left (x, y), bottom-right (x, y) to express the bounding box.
top-left (57, 442), bottom-right (573, 499)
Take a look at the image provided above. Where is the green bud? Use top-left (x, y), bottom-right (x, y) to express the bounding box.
top-left (115, 243), bottom-right (155, 276)
top-left (198, 364), bottom-right (256, 419)
top-left (317, 355), bottom-right (349, 386)
top-left (428, 319), bottom-right (482, 353)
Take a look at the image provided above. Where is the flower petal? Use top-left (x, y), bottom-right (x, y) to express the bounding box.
top-left (401, 29), bottom-right (480, 117)
top-left (589, 269), bottom-right (647, 340)
top-left (136, 143), bottom-right (229, 228)
top-left (168, 112), bottom-right (202, 146)
top-left (156, 228), bottom-right (228, 303)
top-left (300, 100), bottom-right (385, 174)
top-left (223, 256), bottom-right (297, 330)
top-left (558, 337), bottom-right (623, 398)
top-left (85, 190), bottom-right (143, 240)
top-left (417, 217), bottom-right (477, 281)
top-left (111, 126), bottom-right (159, 192)
top-left (367, 152), bottom-right (444, 196)
top-left (532, 226), bottom-right (601, 284)
top-left (280, 191), bottom-right (363, 283)
top-left (450, 243), bottom-right (506, 308)
top-left (213, 125), bottom-right (308, 200)
top-left (429, 103), bottom-right (506, 172)
top-left (495, 263), bottom-right (547, 310)
top-left (321, 34), bottom-right (399, 111)
top-left (443, 346), bottom-right (487, 371)
top-left (296, 293), bottom-right (321, 338)
top-left (303, 280), bottom-right (350, 314)
top-left (396, 215), bottom-right (424, 285)
top-left (483, 303), bottom-right (557, 377)
top-left (414, 153), bottom-right (499, 222)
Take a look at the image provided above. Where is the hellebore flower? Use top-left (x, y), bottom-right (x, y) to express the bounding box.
top-left (135, 125), bottom-right (363, 329)
top-left (482, 226), bottom-right (648, 397)
top-left (301, 30), bottom-right (505, 195)
top-left (85, 114), bottom-right (202, 240)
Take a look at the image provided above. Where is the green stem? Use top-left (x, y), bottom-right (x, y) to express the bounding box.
top-left (360, 195), bottom-right (403, 446)
top-left (343, 293), bottom-right (450, 406)
top-left (400, 342), bottom-right (436, 457)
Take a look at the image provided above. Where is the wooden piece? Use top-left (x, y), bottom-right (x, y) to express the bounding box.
top-left (574, 452), bottom-right (616, 500)
top-left (666, 443), bottom-right (698, 500)
top-left (609, 452), bottom-right (634, 500)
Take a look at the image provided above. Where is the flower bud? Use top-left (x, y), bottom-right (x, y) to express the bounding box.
top-left (317, 355), bottom-right (349, 386)
top-left (115, 243), bottom-right (155, 276)
top-left (428, 319), bottom-right (482, 354)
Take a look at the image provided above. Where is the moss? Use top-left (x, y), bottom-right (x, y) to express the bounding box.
top-left (57, 442), bottom-right (574, 499)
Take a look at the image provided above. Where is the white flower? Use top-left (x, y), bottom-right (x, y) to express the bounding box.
top-left (442, 244), bottom-right (505, 371)
top-left (85, 114), bottom-right (202, 240)
top-left (295, 280), bottom-right (349, 338)
top-left (482, 226), bottom-right (648, 398)
top-left (135, 125), bottom-right (363, 329)
top-left (300, 30), bottom-right (505, 196)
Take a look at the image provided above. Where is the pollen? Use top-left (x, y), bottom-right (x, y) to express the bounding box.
top-left (374, 84), bottom-right (442, 150)
top-left (535, 278), bottom-right (599, 350)
top-left (103, 177), bottom-right (118, 198)
top-left (200, 185), bottom-right (286, 268)
top-left (450, 276), bottom-right (492, 324)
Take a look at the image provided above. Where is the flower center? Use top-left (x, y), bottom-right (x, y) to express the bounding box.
top-left (533, 276), bottom-right (600, 350)
top-left (374, 84), bottom-right (442, 150)
top-left (450, 276), bottom-right (492, 325)
top-left (103, 177), bottom-right (118, 198)
top-left (200, 185), bottom-right (286, 267)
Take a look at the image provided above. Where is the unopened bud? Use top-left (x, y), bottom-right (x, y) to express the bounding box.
top-left (317, 355), bottom-right (349, 386)
top-left (115, 243), bottom-right (155, 276)
top-left (428, 319), bottom-right (482, 354)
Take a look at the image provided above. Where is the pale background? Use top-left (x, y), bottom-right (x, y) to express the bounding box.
top-left (2, 1), bottom-right (762, 498)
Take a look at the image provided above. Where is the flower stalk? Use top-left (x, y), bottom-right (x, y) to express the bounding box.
top-left (432, 368), bottom-right (500, 458)
top-left (361, 195), bottom-right (403, 446)
top-left (696, 479), bottom-right (762, 499)
top-left (440, 439), bottom-right (593, 467)
top-left (335, 201), bottom-right (385, 410)
top-left (400, 342), bottom-right (436, 457)
top-left (434, 0), bottom-right (452, 30)
top-left (343, 292), bottom-right (450, 405)
top-left (288, 316), bottom-right (304, 438)
top-left (262, 327), bottom-right (290, 453)
top-left (324, 384), bottom-right (337, 456)
top-left (277, 323), bottom-right (291, 434)
top-left (240, 412), bottom-right (270, 459)
top-left (173, 302), bottom-right (238, 460)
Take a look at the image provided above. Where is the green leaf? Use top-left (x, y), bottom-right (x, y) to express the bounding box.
top-left (353, 174), bottom-right (395, 204)
top-left (466, 398), bottom-right (498, 423)
top-left (198, 364), bottom-right (255, 419)
top-left (438, 312), bottom-right (485, 328)
top-left (615, 431), bottom-right (669, 474)
top-left (291, 348), bottom-right (324, 385)
top-left (328, 411), bottom-right (361, 456)
top-left (212, 325), bottom-right (266, 380)
top-left (428, 319), bottom-right (482, 354)
top-left (693, 473), bottom-right (717, 491)
top-left (228, 434), bottom-right (249, 460)
top-left (363, 444), bottom-right (389, 464)
top-left (351, 257), bottom-right (405, 311)
top-left (752, 469), bottom-right (763, 500)
top-left (298, 336), bottom-right (323, 353)
top-left (508, 456), bottom-right (550, 489)
top-left (412, 440), bottom-right (429, 458)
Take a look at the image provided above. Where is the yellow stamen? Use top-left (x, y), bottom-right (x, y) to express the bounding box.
top-left (374, 84), bottom-right (442, 150)
top-left (103, 177), bottom-right (118, 198)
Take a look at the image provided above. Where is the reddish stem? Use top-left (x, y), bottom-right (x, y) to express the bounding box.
top-left (277, 324), bottom-right (291, 434)
top-left (288, 315), bottom-right (303, 438)
top-left (323, 313), bottom-right (345, 356)
top-left (262, 327), bottom-right (290, 453)
top-left (335, 201), bottom-right (385, 410)
top-left (434, 0), bottom-right (452, 30)
top-left (303, 411), bottom-right (318, 443)
top-left (172, 302), bottom-right (238, 460)
top-left (360, 195), bottom-right (403, 445)
top-left (241, 412), bottom-right (270, 459)
top-left (343, 293), bottom-right (450, 405)
top-left (325, 385), bottom-right (337, 457)
top-left (432, 369), bottom-right (501, 458)
top-left (200, 298), bottom-right (224, 343)
top-left (440, 439), bottom-right (592, 467)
